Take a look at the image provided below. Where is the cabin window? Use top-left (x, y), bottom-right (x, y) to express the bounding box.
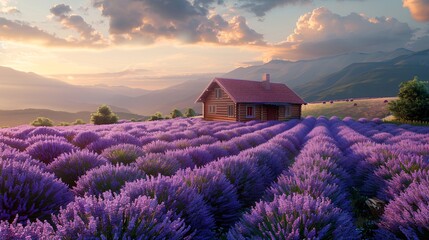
top-left (246, 105), bottom-right (255, 118)
top-left (208, 105), bottom-right (216, 113)
top-left (215, 88), bottom-right (222, 99)
top-left (227, 105), bottom-right (234, 117)
top-left (285, 105), bottom-right (291, 117)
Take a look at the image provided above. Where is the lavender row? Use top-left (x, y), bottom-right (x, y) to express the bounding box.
top-left (228, 117), bottom-right (360, 239)
top-left (330, 118), bottom-right (429, 239)
top-left (0, 119), bottom-right (314, 238)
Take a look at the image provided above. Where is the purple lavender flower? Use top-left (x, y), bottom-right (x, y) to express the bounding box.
top-left (122, 176), bottom-right (215, 239)
top-left (86, 138), bottom-right (118, 153)
top-left (28, 127), bottom-right (63, 137)
top-left (134, 153), bottom-right (181, 176)
top-left (73, 164), bottom-right (145, 197)
top-left (228, 194), bottom-right (360, 239)
top-left (72, 131), bottom-right (100, 148)
top-left (207, 156), bottom-right (265, 208)
top-left (101, 144), bottom-right (144, 165)
top-left (25, 140), bottom-right (77, 164)
top-left (0, 159), bottom-right (73, 223)
top-left (0, 219), bottom-right (57, 239)
top-left (175, 168), bottom-right (241, 228)
top-left (265, 171), bottom-right (352, 211)
top-left (143, 140), bottom-right (174, 153)
top-left (47, 150), bottom-right (108, 187)
top-left (53, 193), bottom-right (188, 239)
top-left (0, 136), bottom-right (28, 151)
top-left (107, 132), bottom-right (141, 146)
top-left (377, 179), bottom-right (429, 239)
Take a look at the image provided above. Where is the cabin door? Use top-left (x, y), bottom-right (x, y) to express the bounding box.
top-left (266, 105), bottom-right (279, 120)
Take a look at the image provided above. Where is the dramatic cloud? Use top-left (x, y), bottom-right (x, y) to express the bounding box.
top-left (403, 0), bottom-right (429, 22)
top-left (270, 7), bottom-right (413, 59)
top-left (93, 0), bottom-right (264, 45)
top-left (50, 4), bottom-right (105, 46)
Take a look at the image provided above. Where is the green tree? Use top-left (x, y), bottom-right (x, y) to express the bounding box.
top-left (388, 76), bottom-right (429, 121)
top-left (90, 105), bottom-right (119, 125)
top-left (31, 117), bottom-right (54, 127)
top-left (170, 109), bottom-right (183, 119)
top-left (148, 112), bottom-right (163, 121)
top-left (184, 108), bottom-right (196, 117)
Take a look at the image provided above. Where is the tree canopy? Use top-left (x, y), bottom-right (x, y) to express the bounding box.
top-left (91, 105), bottom-right (118, 125)
top-left (388, 76), bottom-right (429, 121)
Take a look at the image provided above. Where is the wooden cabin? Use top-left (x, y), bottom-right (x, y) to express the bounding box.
top-left (196, 74), bottom-right (306, 122)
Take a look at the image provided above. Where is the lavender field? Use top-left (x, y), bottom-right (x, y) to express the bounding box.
top-left (1, 117), bottom-right (429, 239)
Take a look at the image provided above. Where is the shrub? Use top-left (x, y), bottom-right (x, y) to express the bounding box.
top-left (30, 117), bottom-right (54, 127)
top-left (0, 159), bottom-right (73, 223)
top-left (134, 153), bottom-right (181, 176)
top-left (47, 150), bottom-right (108, 187)
top-left (25, 140), bottom-right (77, 164)
top-left (228, 194), bottom-right (359, 239)
top-left (90, 105), bottom-right (118, 125)
top-left (184, 108), bottom-right (196, 117)
top-left (73, 164), bottom-right (146, 197)
top-left (170, 109), bottom-right (184, 119)
top-left (175, 168), bottom-right (241, 229)
top-left (147, 112), bottom-right (164, 121)
top-left (101, 144), bottom-right (144, 165)
top-left (72, 119), bottom-right (85, 125)
top-left (53, 193), bottom-right (188, 239)
top-left (122, 176), bottom-right (215, 239)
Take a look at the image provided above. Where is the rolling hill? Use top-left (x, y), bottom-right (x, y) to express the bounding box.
top-left (295, 49), bottom-right (429, 101)
top-left (1, 48), bottom-right (428, 120)
top-left (223, 48), bottom-right (414, 87)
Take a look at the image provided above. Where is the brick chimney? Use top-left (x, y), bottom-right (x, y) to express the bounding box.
top-left (262, 73), bottom-right (270, 90)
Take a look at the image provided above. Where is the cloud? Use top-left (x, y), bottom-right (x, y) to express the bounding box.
top-left (269, 7), bottom-right (413, 59)
top-left (0, 17), bottom-right (70, 46)
top-left (50, 4), bottom-right (72, 16)
top-left (0, 0), bottom-right (20, 14)
top-left (93, 0), bottom-right (264, 45)
top-left (0, 17), bottom-right (106, 48)
top-left (236, 0), bottom-right (310, 17)
top-left (50, 4), bottom-right (105, 46)
top-left (403, 0), bottom-right (429, 22)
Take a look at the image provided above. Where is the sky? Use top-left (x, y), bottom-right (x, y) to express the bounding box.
top-left (1, 0), bottom-right (429, 88)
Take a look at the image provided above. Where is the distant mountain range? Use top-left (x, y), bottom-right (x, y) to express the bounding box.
top-left (0, 48), bottom-right (428, 119)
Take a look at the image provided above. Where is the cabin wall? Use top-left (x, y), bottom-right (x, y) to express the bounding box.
top-left (278, 104), bottom-right (302, 120)
top-left (203, 83), bottom-right (237, 121)
top-left (237, 104), bottom-right (263, 122)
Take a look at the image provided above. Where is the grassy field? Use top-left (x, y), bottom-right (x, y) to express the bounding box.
top-left (302, 97), bottom-right (396, 120)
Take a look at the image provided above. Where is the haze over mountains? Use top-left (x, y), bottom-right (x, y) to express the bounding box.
top-left (0, 48), bottom-right (428, 116)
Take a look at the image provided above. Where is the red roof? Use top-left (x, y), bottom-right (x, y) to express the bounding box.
top-left (196, 78), bottom-right (306, 104)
